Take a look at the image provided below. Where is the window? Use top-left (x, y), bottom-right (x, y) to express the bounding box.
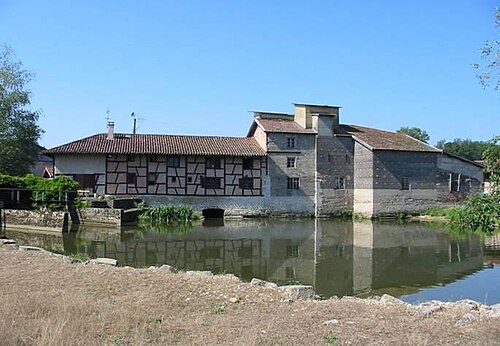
top-left (287, 137), bottom-right (296, 149)
top-left (286, 244), bottom-right (299, 258)
top-left (345, 154), bottom-right (351, 164)
top-left (239, 177), bottom-right (253, 189)
top-left (328, 154), bottom-right (334, 163)
top-left (450, 173), bottom-right (460, 192)
top-left (335, 177), bottom-right (345, 190)
top-left (147, 173), bottom-right (156, 186)
top-left (400, 177), bottom-right (410, 190)
top-left (206, 157), bottom-right (221, 169)
top-left (127, 154), bottom-right (135, 162)
top-left (168, 156), bottom-right (180, 167)
top-left (202, 177), bottom-right (221, 189)
top-left (149, 155), bottom-right (158, 162)
top-left (242, 158), bottom-right (253, 170)
top-left (171, 176), bottom-right (177, 183)
top-left (127, 173), bottom-right (137, 185)
top-left (187, 176), bottom-right (193, 183)
top-left (287, 157), bottom-right (296, 168)
top-left (287, 177), bottom-right (300, 190)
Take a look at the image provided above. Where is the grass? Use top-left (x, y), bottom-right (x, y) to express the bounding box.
top-left (68, 252), bottom-right (91, 262)
top-left (139, 204), bottom-right (200, 224)
top-left (324, 333), bottom-right (337, 344)
top-left (423, 207), bottom-right (452, 217)
top-left (211, 302), bottom-right (225, 315)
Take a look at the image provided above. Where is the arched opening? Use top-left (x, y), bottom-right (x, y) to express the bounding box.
top-left (202, 208), bottom-right (225, 219)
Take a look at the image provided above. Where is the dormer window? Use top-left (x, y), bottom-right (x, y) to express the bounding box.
top-left (287, 137), bottom-right (296, 149)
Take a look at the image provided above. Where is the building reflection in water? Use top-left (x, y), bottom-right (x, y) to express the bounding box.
top-left (7, 219), bottom-right (487, 298)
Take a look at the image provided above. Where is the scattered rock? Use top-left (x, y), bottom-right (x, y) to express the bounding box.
top-left (250, 278), bottom-right (278, 288)
top-left (229, 297), bottom-right (239, 303)
top-left (379, 294), bottom-right (406, 305)
top-left (218, 273), bottom-right (239, 281)
top-left (91, 258), bottom-right (118, 266)
top-left (454, 299), bottom-right (480, 311)
top-left (489, 303), bottom-right (500, 318)
top-left (186, 271), bottom-right (213, 277)
top-left (147, 266), bottom-right (157, 270)
top-left (159, 264), bottom-right (177, 273)
top-left (19, 245), bottom-right (45, 251)
top-left (341, 296), bottom-right (362, 302)
top-left (0, 239), bottom-right (16, 245)
top-left (279, 285), bottom-right (315, 301)
top-left (420, 305), bottom-right (443, 318)
top-left (322, 319), bottom-right (339, 326)
top-left (455, 312), bottom-right (480, 326)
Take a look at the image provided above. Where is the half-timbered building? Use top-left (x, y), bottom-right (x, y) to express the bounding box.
top-left (44, 103), bottom-right (484, 217)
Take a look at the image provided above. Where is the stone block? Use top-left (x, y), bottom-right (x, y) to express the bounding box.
top-left (278, 285), bottom-right (315, 300)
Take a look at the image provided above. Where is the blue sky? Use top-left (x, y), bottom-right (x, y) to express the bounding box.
top-left (1, 1), bottom-right (498, 148)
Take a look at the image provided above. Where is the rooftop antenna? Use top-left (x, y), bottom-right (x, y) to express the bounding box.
top-left (106, 109), bottom-right (111, 123)
top-left (131, 112), bottom-right (137, 134)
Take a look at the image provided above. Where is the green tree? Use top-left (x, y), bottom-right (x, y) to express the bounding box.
top-left (471, 8), bottom-right (499, 93)
top-left (436, 138), bottom-right (491, 161)
top-left (0, 45), bottom-right (43, 176)
top-left (396, 126), bottom-right (430, 143)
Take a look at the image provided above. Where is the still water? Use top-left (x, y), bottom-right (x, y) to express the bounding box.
top-left (6, 219), bottom-right (500, 304)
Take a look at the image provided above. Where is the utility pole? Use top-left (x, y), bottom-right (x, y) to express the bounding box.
top-left (131, 112), bottom-right (137, 134)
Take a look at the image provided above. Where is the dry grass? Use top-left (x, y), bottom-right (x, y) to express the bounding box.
top-left (1, 246), bottom-right (499, 345)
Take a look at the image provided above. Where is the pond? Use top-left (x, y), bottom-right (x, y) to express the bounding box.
top-left (5, 219), bottom-right (500, 304)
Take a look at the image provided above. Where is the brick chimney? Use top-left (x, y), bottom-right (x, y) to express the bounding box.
top-left (107, 121), bottom-right (115, 140)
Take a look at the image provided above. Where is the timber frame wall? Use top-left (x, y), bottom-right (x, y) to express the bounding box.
top-left (105, 154), bottom-right (265, 196)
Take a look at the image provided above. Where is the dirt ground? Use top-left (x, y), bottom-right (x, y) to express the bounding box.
top-left (0, 246), bottom-right (499, 346)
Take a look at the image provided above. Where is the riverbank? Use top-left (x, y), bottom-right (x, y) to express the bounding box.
top-left (0, 245), bottom-right (499, 345)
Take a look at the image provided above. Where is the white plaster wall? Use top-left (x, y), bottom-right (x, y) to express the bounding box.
top-left (353, 189), bottom-right (373, 216)
top-left (55, 155), bottom-right (106, 174)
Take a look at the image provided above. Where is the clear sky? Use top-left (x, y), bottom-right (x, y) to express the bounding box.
top-left (1, 0), bottom-right (498, 148)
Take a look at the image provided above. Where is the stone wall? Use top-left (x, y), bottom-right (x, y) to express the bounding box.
top-left (353, 142), bottom-right (374, 216)
top-left (4, 209), bottom-right (68, 230)
top-left (316, 135), bottom-right (354, 216)
top-left (77, 208), bottom-right (123, 226)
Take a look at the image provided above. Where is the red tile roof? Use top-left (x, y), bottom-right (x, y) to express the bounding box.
top-left (340, 125), bottom-right (440, 152)
top-left (44, 134), bottom-right (266, 157)
top-left (256, 119), bottom-right (316, 134)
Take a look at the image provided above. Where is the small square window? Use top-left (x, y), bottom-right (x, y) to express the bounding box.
top-left (239, 177), bottom-right (253, 189)
top-left (149, 155), bottom-right (158, 162)
top-left (171, 176), bottom-right (177, 183)
top-left (345, 154), bottom-right (351, 164)
top-left (335, 177), bottom-right (345, 190)
top-left (202, 177), bottom-right (221, 189)
top-left (147, 173), bottom-right (156, 186)
top-left (168, 156), bottom-right (180, 168)
top-left (401, 177), bottom-right (410, 190)
top-left (187, 176), bottom-right (193, 183)
top-left (287, 137), bottom-right (296, 149)
top-left (287, 177), bottom-right (300, 190)
top-left (206, 157), bottom-right (221, 169)
top-left (287, 157), bottom-right (296, 168)
top-left (127, 154), bottom-right (135, 162)
top-left (127, 173), bottom-right (137, 185)
top-left (242, 158), bottom-right (253, 170)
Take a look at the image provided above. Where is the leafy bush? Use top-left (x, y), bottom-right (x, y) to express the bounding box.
top-left (0, 173), bottom-right (26, 188)
top-left (447, 193), bottom-right (500, 233)
top-left (139, 204), bottom-right (200, 224)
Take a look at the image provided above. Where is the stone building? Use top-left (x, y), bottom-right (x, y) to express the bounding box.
top-left (44, 103), bottom-right (484, 217)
